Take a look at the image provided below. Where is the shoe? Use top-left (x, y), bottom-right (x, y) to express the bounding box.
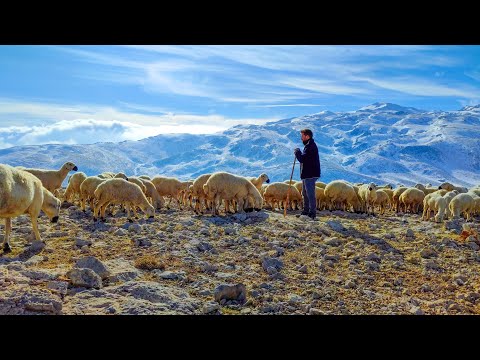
top-left (308, 213), bottom-right (316, 220)
top-left (301, 211), bottom-right (309, 216)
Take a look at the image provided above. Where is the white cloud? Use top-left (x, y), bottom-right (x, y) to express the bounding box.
top-left (0, 98), bottom-right (279, 149)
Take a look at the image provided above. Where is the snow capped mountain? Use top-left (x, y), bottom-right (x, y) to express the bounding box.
top-left (1, 102), bottom-right (480, 187)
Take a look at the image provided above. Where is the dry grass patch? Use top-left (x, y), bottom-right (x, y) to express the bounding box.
top-left (134, 254), bottom-right (165, 271)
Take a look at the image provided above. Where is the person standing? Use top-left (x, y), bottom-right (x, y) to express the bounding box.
top-left (294, 128), bottom-right (321, 219)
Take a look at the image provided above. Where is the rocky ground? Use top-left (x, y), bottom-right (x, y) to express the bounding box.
top-left (1, 199), bottom-right (479, 315)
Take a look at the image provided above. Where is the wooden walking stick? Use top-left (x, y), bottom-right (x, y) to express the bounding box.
top-left (284, 156), bottom-right (297, 218)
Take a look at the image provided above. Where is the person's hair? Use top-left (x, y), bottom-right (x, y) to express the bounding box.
top-left (300, 129), bottom-right (313, 138)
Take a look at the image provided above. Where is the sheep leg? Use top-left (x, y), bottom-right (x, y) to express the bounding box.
top-left (30, 215), bottom-right (42, 242)
top-left (125, 203), bottom-right (133, 222)
top-left (3, 218), bottom-right (12, 252)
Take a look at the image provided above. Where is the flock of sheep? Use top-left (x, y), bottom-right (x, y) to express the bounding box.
top-left (1, 161), bottom-right (480, 253)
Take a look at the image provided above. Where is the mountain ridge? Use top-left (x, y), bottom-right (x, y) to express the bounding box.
top-left (1, 103), bottom-right (479, 187)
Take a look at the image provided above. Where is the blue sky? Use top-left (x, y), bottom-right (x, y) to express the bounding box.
top-left (0, 45), bottom-right (479, 148)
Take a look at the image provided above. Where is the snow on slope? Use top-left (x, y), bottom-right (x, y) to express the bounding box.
top-left (1, 103), bottom-right (479, 187)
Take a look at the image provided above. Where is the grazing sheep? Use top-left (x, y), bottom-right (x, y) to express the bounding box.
top-left (247, 173), bottom-right (270, 192)
top-left (64, 172), bottom-right (87, 204)
top-left (468, 188), bottom-right (480, 197)
top-left (191, 174), bottom-right (212, 214)
top-left (203, 172), bottom-right (263, 215)
top-left (315, 187), bottom-right (326, 210)
top-left (23, 162), bottom-right (78, 194)
top-left (443, 190), bottom-right (459, 218)
top-left (138, 178), bottom-right (164, 210)
top-left (358, 183), bottom-right (378, 215)
top-left (438, 182), bottom-right (468, 193)
top-left (151, 176), bottom-right (188, 210)
top-left (98, 172), bottom-right (116, 179)
top-left (377, 184), bottom-right (393, 190)
top-left (323, 181), bottom-right (361, 213)
top-left (399, 188), bottom-right (425, 214)
top-left (0, 165), bottom-right (61, 252)
top-left (180, 180), bottom-right (194, 207)
top-left (139, 175), bottom-right (151, 180)
top-left (449, 193), bottom-right (476, 221)
top-left (293, 181), bottom-right (303, 195)
top-left (284, 180), bottom-right (297, 185)
top-left (94, 178), bottom-right (155, 222)
top-left (375, 189), bottom-right (389, 215)
top-left (422, 192), bottom-right (447, 222)
top-left (128, 177), bottom-right (147, 194)
top-left (79, 176), bottom-right (107, 212)
top-left (382, 188), bottom-right (394, 209)
top-left (392, 187), bottom-right (408, 213)
top-left (263, 182), bottom-right (302, 211)
top-left (315, 181), bottom-right (327, 189)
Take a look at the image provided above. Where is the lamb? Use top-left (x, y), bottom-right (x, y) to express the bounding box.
top-left (246, 173), bottom-right (270, 192)
top-left (263, 182), bottom-right (302, 211)
top-left (151, 176), bottom-right (188, 210)
top-left (22, 162), bottom-right (78, 194)
top-left (0, 164), bottom-right (61, 252)
top-left (422, 192), bottom-right (447, 222)
top-left (358, 183), bottom-right (378, 215)
top-left (374, 189), bottom-right (390, 215)
top-left (399, 188), bottom-right (425, 214)
top-left (438, 182), bottom-right (468, 193)
top-left (64, 172), bottom-right (87, 204)
top-left (138, 177), bottom-right (164, 210)
top-left (449, 193), bottom-right (476, 221)
top-left (93, 178), bottom-right (155, 222)
top-left (203, 172), bottom-right (263, 215)
top-left (323, 181), bottom-right (361, 213)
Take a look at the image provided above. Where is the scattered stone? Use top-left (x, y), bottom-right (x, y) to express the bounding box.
top-left (155, 271), bottom-right (186, 281)
top-left (409, 306), bottom-right (425, 315)
top-left (114, 228), bottom-right (127, 236)
top-left (326, 220), bottom-right (346, 232)
top-left (365, 261), bottom-right (380, 271)
top-left (214, 283), bottom-right (247, 304)
top-left (261, 256), bottom-right (283, 272)
top-left (297, 265), bottom-right (308, 273)
top-left (366, 253), bottom-right (381, 263)
top-left (308, 308), bottom-right (326, 315)
top-left (47, 281), bottom-right (69, 296)
top-left (203, 301), bottom-right (221, 314)
top-left (344, 279), bottom-right (356, 289)
top-left (67, 268), bottom-right (103, 289)
top-left (128, 224), bottom-right (142, 233)
top-left (324, 237), bottom-right (343, 247)
top-left (420, 248), bottom-right (438, 259)
top-left (405, 229), bottom-right (415, 238)
top-left (74, 256), bottom-right (110, 279)
top-left (133, 238), bottom-right (152, 247)
top-left (75, 238), bottom-right (93, 248)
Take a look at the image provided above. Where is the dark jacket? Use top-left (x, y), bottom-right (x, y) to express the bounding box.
top-left (294, 138), bottom-right (321, 179)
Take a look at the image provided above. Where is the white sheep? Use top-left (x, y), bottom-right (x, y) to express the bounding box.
top-left (23, 162), bottom-right (78, 195)
top-left (358, 183), bottom-right (378, 215)
top-left (392, 187), bottom-right (408, 213)
top-left (263, 182), bottom-right (302, 212)
top-left (449, 193), bottom-right (476, 221)
top-left (399, 188), bottom-right (425, 214)
top-left (191, 174), bottom-right (213, 214)
top-left (203, 172), bottom-right (263, 215)
top-left (315, 181), bottom-right (327, 189)
top-left (138, 177), bottom-right (164, 210)
top-left (443, 190), bottom-right (459, 218)
top-left (79, 176), bottom-right (107, 212)
top-left (422, 192), bottom-right (447, 222)
top-left (374, 189), bottom-right (389, 215)
top-left (438, 182), bottom-right (468, 193)
top-left (0, 164), bottom-right (61, 252)
top-left (64, 171), bottom-right (87, 204)
top-left (246, 173), bottom-right (270, 192)
top-left (128, 176), bottom-right (147, 194)
top-left (324, 180), bottom-right (361, 213)
top-left (139, 175), bottom-right (151, 180)
top-left (94, 178), bottom-right (155, 222)
top-left (151, 176), bottom-right (188, 210)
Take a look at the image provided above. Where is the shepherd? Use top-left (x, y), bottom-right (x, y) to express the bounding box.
top-left (293, 128), bottom-right (321, 220)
